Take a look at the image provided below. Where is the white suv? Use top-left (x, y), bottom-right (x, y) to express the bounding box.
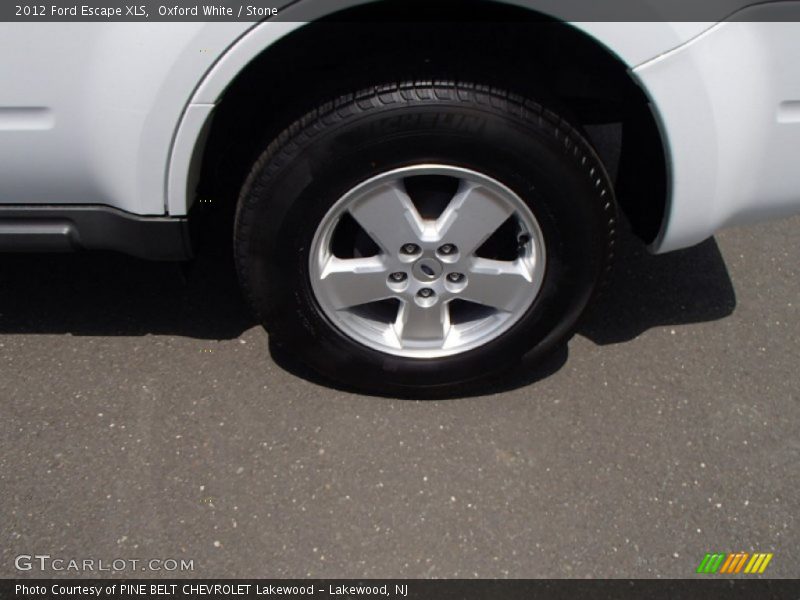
top-left (2, 3), bottom-right (799, 394)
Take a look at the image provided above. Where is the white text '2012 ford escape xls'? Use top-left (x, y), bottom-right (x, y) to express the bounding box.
top-left (2, 1), bottom-right (800, 394)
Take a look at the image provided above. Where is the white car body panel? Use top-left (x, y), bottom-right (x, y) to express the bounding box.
top-left (0, 13), bottom-right (712, 217)
top-left (635, 17), bottom-right (800, 251)
top-left (1, 3), bottom-right (800, 254)
top-left (0, 22), bottom-right (251, 215)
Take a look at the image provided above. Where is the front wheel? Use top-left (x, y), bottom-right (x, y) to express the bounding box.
top-left (235, 81), bottom-right (616, 395)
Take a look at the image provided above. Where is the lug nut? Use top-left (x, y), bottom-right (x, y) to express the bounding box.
top-left (447, 272), bottom-right (464, 283)
top-left (401, 243), bottom-right (420, 255)
top-left (438, 244), bottom-right (456, 255)
top-left (417, 288), bottom-right (434, 298)
top-left (389, 272), bottom-right (407, 282)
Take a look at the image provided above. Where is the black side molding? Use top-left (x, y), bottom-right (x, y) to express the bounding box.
top-left (0, 205), bottom-right (192, 260)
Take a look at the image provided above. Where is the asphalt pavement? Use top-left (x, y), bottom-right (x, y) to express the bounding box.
top-left (1, 216), bottom-right (798, 578)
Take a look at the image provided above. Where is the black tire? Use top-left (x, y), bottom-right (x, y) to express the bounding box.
top-left (235, 81), bottom-right (616, 395)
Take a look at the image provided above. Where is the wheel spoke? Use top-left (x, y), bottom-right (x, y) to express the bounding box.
top-left (394, 299), bottom-right (451, 345)
top-left (462, 258), bottom-right (533, 312)
top-left (435, 181), bottom-right (515, 255)
top-left (348, 180), bottom-right (426, 254)
top-left (317, 256), bottom-right (392, 310)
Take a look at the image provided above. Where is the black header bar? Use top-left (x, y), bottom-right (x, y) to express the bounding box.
top-left (3, 0), bottom-right (800, 22)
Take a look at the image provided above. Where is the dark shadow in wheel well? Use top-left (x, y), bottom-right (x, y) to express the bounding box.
top-left (192, 0), bottom-right (668, 249)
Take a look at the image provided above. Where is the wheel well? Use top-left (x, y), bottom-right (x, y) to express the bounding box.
top-left (193, 0), bottom-right (667, 247)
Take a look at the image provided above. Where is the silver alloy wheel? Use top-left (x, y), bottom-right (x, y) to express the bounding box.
top-left (309, 165), bottom-right (546, 358)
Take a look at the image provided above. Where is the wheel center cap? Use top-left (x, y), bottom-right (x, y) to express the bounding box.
top-left (412, 257), bottom-right (443, 281)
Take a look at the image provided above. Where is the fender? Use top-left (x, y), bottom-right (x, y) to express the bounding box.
top-left (635, 4), bottom-right (800, 252)
top-left (166, 1), bottom-right (716, 216)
